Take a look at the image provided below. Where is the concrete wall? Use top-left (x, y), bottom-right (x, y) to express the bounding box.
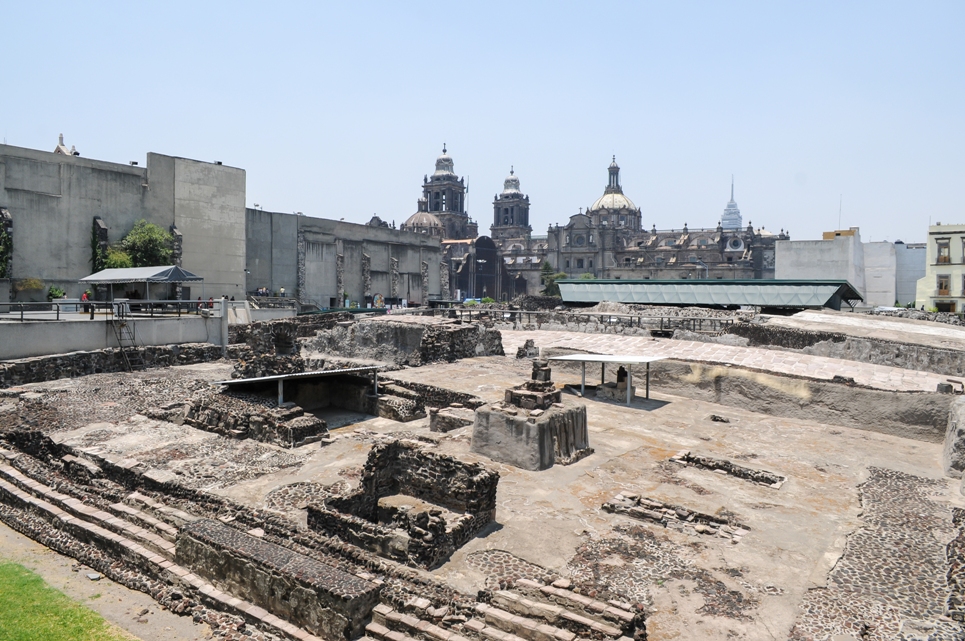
top-left (863, 241), bottom-right (897, 307)
top-left (775, 232), bottom-right (867, 298)
top-left (0, 144), bottom-right (246, 302)
top-left (246, 210), bottom-right (443, 306)
top-left (896, 243), bottom-right (926, 305)
top-left (0, 316), bottom-right (223, 360)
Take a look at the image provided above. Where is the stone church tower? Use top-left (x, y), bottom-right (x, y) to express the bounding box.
top-left (419, 146), bottom-right (477, 240)
top-left (490, 168), bottom-right (532, 247)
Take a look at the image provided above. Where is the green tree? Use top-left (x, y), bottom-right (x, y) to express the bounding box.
top-left (90, 223), bottom-right (106, 273)
top-left (103, 246), bottom-right (133, 269)
top-left (540, 261), bottom-right (567, 297)
top-left (121, 220), bottom-right (173, 267)
top-left (0, 225), bottom-right (11, 279)
top-left (579, 272), bottom-right (596, 280)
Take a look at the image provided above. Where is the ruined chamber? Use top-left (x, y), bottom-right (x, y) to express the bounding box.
top-left (471, 359), bottom-right (593, 471)
top-left (307, 440), bottom-right (499, 569)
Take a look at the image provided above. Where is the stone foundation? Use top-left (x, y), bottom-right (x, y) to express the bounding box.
top-left (471, 401), bottom-right (592, 471)
top-left (307, 440), bottom-right (498, 569)
top-left (176, 519), bottom-right (380, 639)
top-left (429, 405), bottom-right (475, 433)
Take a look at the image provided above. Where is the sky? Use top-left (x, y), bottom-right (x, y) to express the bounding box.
top-left (3, 1), bottom-right (963, 244)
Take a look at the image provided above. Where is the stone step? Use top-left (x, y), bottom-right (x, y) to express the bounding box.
top-left (124, 490), bottom-right (200, 528)
top-left (0, 463), bottom-right (175, 560)
top-left (108, 501), bottom-right (179, 542)
top-left (476, 602), bottom-right (609, 641)
top-left (0, 474), bottom-right (327, 641)
top-left (514, 579), bottom-right (633, 630)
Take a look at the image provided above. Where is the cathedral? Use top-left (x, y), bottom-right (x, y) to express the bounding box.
top-left (403, 148), bottom-right (788, 300)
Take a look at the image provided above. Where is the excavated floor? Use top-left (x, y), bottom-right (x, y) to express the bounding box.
top-left (3, 343), bottom-right (964, 640)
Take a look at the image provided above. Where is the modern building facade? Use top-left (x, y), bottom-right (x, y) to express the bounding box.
top-left (0, 138), bottom-right (246, 301)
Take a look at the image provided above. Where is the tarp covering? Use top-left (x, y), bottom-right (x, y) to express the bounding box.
top-left (557, 279), bottom-right (863, 310)
top-left (79, 265), bottom-right (204, 284)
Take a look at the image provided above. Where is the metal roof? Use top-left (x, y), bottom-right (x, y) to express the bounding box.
top-left (548, 354), bottom-right (666, 365)
top-left (80, 265), bottom-right (204, 284)
top-left (557, 279), bottom-right (863, 310)
top-left (214, 366), bottom-right (379, 387)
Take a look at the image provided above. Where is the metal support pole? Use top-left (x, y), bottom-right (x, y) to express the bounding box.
top-left (581, 361), bottom-right (586, 397)
top-left (373, 371), bottom-right (379, 396)
top-left (278, 379), bottom-right (284, 405)
top-left (646, 362), bottom-right (651, 399)
top-left (627, 364), bottom-right (632, 406)
top-left (601, 362), bottom-right (605, 385)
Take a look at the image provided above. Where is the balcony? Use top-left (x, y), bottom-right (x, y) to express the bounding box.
top-left (937, 255), bottom-right (951, 264)
top-left (937, 289), bottom-right (951, 296)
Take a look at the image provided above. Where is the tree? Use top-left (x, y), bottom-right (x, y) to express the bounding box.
top-left (540, 261), bottom-right (567, 297)
top-left (0, 225), bottom-right (11, 279)
top-left (121, 220), bottom-right (173, 267)
top-left (579, 272), bottom-right (596, 280)
top-left (90, 223), bottom-right (106, 273)
top-left (103, 246), bottom-right (133, 269)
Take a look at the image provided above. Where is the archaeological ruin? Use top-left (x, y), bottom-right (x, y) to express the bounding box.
top-left (4, 303), bottom-right (965, 641)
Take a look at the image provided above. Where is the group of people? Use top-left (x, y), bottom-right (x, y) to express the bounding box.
top-left (195, 295), bottom-right (235, 311)
top-left (254, 287), bottom-right (285, 297)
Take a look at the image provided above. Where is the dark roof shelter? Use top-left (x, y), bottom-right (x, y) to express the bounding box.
top-left (557, 279), bottom-right (863, 311)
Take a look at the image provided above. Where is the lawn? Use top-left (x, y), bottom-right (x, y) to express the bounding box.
top-left (0, 562), bottom-right (133, 641)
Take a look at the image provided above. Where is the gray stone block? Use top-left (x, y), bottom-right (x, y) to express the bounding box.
top-left (944, 397), bottom-right (965, 478)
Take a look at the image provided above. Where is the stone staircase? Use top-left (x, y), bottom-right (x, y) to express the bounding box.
top-left (0, 450), bottom-right (328, 641)
top-left (365, 577), bottom-right (640, 641)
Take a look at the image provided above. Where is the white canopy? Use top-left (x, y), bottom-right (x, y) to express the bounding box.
top-left (79, 265), bottom-right (203, 284)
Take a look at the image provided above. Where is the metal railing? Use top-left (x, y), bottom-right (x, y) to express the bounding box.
top-left (0, 299), bottom-right (220, 322)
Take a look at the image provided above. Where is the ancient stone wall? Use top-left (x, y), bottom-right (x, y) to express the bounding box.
top-left (0, 343), bottom-right (250, 388)
top-left (305, 318), bottom-right (503, 366)
top-left (308, 440), bottom-right (498, 569)
top-left (723, 322), bottom-right (965, 378)
top-left (471, 402), bottom-right (591, 471)
top-left (176, 519), bottom-right (381, 639)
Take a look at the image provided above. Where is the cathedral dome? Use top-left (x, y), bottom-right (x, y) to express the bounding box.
top-left (433, 145), bottom-right (456, 178)
top-left (404, 211), bottom-right (443, 230)
top-left (501, 168), bottom-right (521, 196)
top-left (590, 192), bottom-right (637, 212)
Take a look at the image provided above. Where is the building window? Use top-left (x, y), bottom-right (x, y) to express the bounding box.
top-left (565, 234), bottom-right (570, 245)
top-left (588, 259), bottom-right (593, 268)
top-left (938, 274), bottom-right (951, 296)
top-left (565, 260), bottom-right (570, 268)
top-left (588, 234), bottom-right (593, 244)
top-left (624, 257), bottom-right (632, 265)
top-left (620, 216), bottom-right (626, 225)
top-left (576, 259), bottom-right (584, 268)
top-left (689, 255), bottom-right (697, 263)
top-left (938, 239), bottom-right (951, 264)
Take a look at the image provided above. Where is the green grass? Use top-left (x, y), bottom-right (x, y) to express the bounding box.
top-left (0, 563), bottom-right (133, 641)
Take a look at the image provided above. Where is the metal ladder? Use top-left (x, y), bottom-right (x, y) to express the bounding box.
top-left (110, 319), bottom-right (144, 371)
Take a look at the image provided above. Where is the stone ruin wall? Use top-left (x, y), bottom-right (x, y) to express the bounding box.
top-left (176, 518), bottom-right (380, 640)
top-left (308, 440), bottom-right (499, 569)
top-left (471, 403), bottom-right (591, 471)
top-left (305, 318), bottom-right (504, 366)
top-left (0, 343), bottom-right (251, 389)
top-left (721, 321), bottom-right (965, 379)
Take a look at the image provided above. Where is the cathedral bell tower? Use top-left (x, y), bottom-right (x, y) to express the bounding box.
top-left (421, 145), bottom-right (476, 239)
top-left (490, 167), bottom-right (532, 245)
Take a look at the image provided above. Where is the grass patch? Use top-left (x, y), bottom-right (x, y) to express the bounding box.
top-left (0, 562), bottom-right (132, 641)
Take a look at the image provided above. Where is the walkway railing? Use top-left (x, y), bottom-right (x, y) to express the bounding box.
top-left (0, 299), bottom-right (220, 322)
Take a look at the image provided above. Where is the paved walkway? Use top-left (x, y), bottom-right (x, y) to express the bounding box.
top-left (500, 330), bottom-right (948, 393)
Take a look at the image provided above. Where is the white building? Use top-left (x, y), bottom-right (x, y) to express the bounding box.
top-left (915, 224), bottom-right (965, 312)
top-left (776, 228), bottom-right (925, 308)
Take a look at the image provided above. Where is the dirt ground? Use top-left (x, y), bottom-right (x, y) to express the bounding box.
top-left (38, 354), bottom-right (965, 640)
top-left (0, 520), bottom-right (212, 641)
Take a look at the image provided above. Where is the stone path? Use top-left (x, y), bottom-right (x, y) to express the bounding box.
top-left (500, 330), bottom-right (948, 392)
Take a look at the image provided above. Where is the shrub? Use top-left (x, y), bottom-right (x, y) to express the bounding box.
top-left (13, 278), bottom-right (44, 293)
top-left (103, 247), bottom-right (133, 269)
top-left (47, 286), bottom-right (66, 301)
top-left (481, 296), bottom-right (496, 303)
top-left (122, 220), bottom-right (173, 267)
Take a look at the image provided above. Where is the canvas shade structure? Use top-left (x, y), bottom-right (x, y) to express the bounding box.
top-left (557, 279), bottom-right (863, 310)
top-left (79, 265), bottom-right (203, 301)
top-left (547, 354), bottom-right (666, 405)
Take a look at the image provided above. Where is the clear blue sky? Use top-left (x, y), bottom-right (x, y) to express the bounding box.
top-left (4, 1), bottom-right (962, 243)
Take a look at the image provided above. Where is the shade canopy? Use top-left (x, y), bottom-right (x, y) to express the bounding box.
top-left (79, 265), bottom-right (204, 284)
top-left (557, 279), bottom-right (863, 310)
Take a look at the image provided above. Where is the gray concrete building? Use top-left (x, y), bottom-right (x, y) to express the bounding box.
top-left (0, 137), bottom-right (246, 301)
top-left (246, 210), bottom-right (443, 307)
